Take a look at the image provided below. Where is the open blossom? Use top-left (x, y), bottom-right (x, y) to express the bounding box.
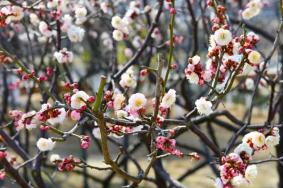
top-left (248, 51), bottom-right (261, 65)
top-left (36, 138), bottom-right (55, 152)
top-left (17, 111), bottom-right (38, 131)
top-left (245, 165), bottom-right (257, 182)
top-left (119, 68), bottom-right (137, 88)
top-left (195, 97), bottom-right (213, 115)
top-left (214, 28), bottom-right (232, 46)
top-left (234, 143), bottom-right (253, 159)
top-left (242, 0), bottom-right (262, 20)
top-left (71, 91), bottom-right (90, 109)
top-left (242, 131), bottom-right (265, 149)
top-left (113, 93), bottom-right (125, 110)
top-left (113, 29), bottom-right (124, 41)
top-left (128, 93), bottom-right (147, 111)
top-left (75, 6), bottom-right (87, 24)
top-left (67, 25), bottom-right (85, 42)
top-left (37, 103), bottom-right (66, 125)
top-left (115, 110), bottom-right (128, 119)
top-left (39, 21), bottom-right (53, 37)
top-left (160, 89), bottom-right (176, 109)
top-left (54, 48), bottom-right (74, 63)
top-left (61, 14), bottom-right (73, 32)
top-left (265, 135), bottom-right (280, 148)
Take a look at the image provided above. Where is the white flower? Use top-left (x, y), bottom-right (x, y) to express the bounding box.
top-left (119, 70), bottom-right (137, 88)
top-left (115, 110), bottom-right (128, 119)
top-left (39, 21), bottom-right (53, 37)
top-left (214, 28), bottom-right (232, 46)
top-left (113, 93), bottom-right (125, 110)
top-left (36, 138), bottom-right (55, 152)
top-left (234, 143), bottom-right (253, 157)
top-left (128, 93), bottom-right (147, 111)
top-left (67, 25), bottom-right (85, 42)
top-left (50, 154), bottom-right (60, 163)
top-left (54, 48), bottom-right (74, 63)
top-left (265, 135), bottom-right (280, 148)
top-left (71, 91), bottom-right (90, 109)
top-left (245, 165), bottom-right (257, 182)
top-left (186, 72), bottom-right (199, 84)
top-left (100, 2), bottom-right (111, 14)
top-left (231, 175), bottom-right (248, 186)
top-left (47, 108), bottom-right (66, 125)
top-left (214, 178), bottom-right (223, 188)
top-left (245, 78), bottom-right (254, 90)
top-left (160, 89), bottom-right (176, 109)
top-left (242, 8), bottom-right (257, 20)
top-left (248, 51), bottom-right (261, 65)
top-left (17, 111), bottom-right (38, 131)
top-left (111, 16), bottom-right (124, 29)
top-left (113, 29), bottom-right (124, 41)
top-left (195, 97), bottom-right (213, 115)
top-left (75, 6), bottom-right (87, 18)
top-left (243, 131), bottom-right (265, 148)
top-left (124, 48), bottom-right (133, 58)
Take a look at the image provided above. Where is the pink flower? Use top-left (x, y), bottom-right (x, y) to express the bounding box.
top-left (156, 136), bottom-right (182, 157)
top-left (70, 110), bottom-right (81, 121)
top-left (0, 171), bottom-right (5, 180)
top-left (80, 136), bottom-right (90, 149)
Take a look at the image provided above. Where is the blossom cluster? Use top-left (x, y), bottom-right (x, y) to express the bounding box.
top-left (215, 127), bottom-right (280, 187)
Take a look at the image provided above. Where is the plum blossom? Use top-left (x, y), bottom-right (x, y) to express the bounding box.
top-left (71, 91), bottom-right (90, 109)
top-left (36, 138), bottom-right (55, 152)
top-left (128, 93), bottom-right (147, 111)
top-left (54, 48), bottom-right (74, 64)
top-left (242, 131), bottom-right (266, 150)
top-left (67, 25), bottom-right (85, 42)
top-left (119, 68), bottom-right (137, 88)
top-left (195, 97), bottom-right (213, 115)
top-left (39, 21), bottom-right (53, 37)
top-left (160, 89), bottom-right (176, 109)
top-left (37, 103), bottom-right (66, 125)
top-left (1, 6), bottom-right (24, 24)
top-left (214, 28), bottom-right (232, 46)
top-left (17, 111), bottom-right (38, 131)
top-left (113, 93), bottom-right (125, 110)
top-left (231, 174), bottom-right (248, 186)
top-left (242, 0), bottom-right (262, 20)
top-left (248, 51), bottom-right (261, 65)
top-left (112, 29), bottom-right (124, 41)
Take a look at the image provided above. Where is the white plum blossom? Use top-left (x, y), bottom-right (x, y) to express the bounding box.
top-left (191, 55), bottom-right (201, 65)
top-left (39, 21), bottom-right (53, 37)
top-left (242, 0), bottom-right (262, 20)
top-left (29, 13), bottom-right (39, 26)
top-left (113, 93), bottom-right (126, 110)
top-left (186, 72), bottom-right (199, 84)
top-left (115, 110), bottom-right (128, 119)
top-left (245, 165), bottom-right (257, 182)
top-left (234, 143), bottom-right (253, 157)
top-left (242, 131), bottom-right (265, 149)
top-left (36, 138), bottom-right (55, 152)
top-left (71, 91), bottom-right (90, 109)
top-left (245, 78), bottom-right (254, 90)
top-left (128, 93), bottom-right (147, 111)
top-left (195, 97), bottom-right (213, 115)
top-left (248, 51), bottom-right (261, 65)
top-left (61, 14), bottom-right (73, 32)
top-left (214, 28), bottom-right (232, 46)
top-left (119, 68), bottom-right (137, 88)
top-left (50, 154), bottom-right (61, 163)
top-left (67, 25), bottom-right (85, 42)
top-left (160, 89), bottom-right (176, 109)
top-left (17, 111), bottom-right (38, 131)
top-left (75, 6), bottom-right (87, 24)
top-left (54, 48), bottom-right (74, 64)
top-left (112, 29), bottom-right (124, 41)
